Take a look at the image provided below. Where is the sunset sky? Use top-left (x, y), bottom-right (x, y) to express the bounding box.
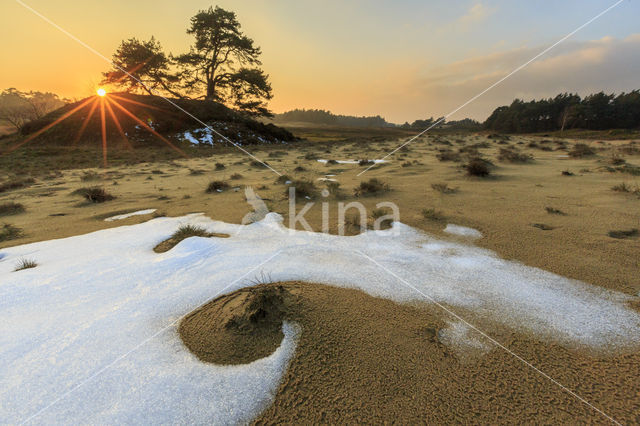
top-left (1, 0), bottom-right (639, 123)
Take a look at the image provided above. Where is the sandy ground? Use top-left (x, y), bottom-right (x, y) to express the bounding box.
top-left (1, 132), bottom-right (639, 422)
top-left (181, 281), bottom-right (640, 423)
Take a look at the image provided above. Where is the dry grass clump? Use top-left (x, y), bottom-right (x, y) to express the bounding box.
top-left (154, 224), bottom-right (230, 253)
top-left (612, 182), bottom-right (640, 195)
top-left (431, 183), bottom-right (457, 194)
top-left (285, 179), bottom-right (317, 199)
top-left (215, 162), bottom-right (225, 170)
top-left (0, 202), bottom-right (25, 216)
top-left (189, 168), bottom-right (205, 175)
top-left (230, 173), bottom-right (243, 180)
top-left (498, 148), bottom-right (532, 163)
top-left (569, 143), bottom-right (595, 158)
top-left (294, 166), bottom-right (306, 172)
top-left (436, 149), bottom-right (460, 162)
top-left (326, 159), bottom-right (338, 165)
top-left (545, 207), bottom-right (567, 215)
top-left (359, 159), bottom-right (375, 166)
top-left (561, 170), bottom-right (574, 176)
top-left (421, 208), bottom-right (445, 221)
top-left (355, 178), bottom-right (390, 196)
top-left (0, 177), bottom-right (35, 194)
top-left (14, 258), bottom-right (38, 272)
top-left (206, 180), bottom-right (230, 193)
top-left (0, 223), bottom-right (23, 242)
top-left (532, 223), bottom-right (555, 231)
top-left (275, 175), bottom-right (291, 184)
top-left (80, 171), bottom-right (101, 181)
top-left (465, 158), bottom-right (491, 177)
top-left (250, 160), bottom-right (269, 168)
top-left (73, 187), bottom-right (115, 203)
top-left (608, 229), bottom-right (638, 239)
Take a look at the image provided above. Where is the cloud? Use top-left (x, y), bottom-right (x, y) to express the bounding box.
top-left (391, 34), bottom-right (640, 121)
top-left (457, 2), bottom-right (494, 30)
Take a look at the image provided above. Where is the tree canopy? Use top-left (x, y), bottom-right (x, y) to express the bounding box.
top-left (484, 91), bottom-right (640, 133)
top-left (0, 88), bottom-right (66, 131)
top-left (102, 6), bottom-right (273, 117)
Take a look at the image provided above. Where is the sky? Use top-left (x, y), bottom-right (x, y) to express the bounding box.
top-left (1, 0), bottom-right (639, 123)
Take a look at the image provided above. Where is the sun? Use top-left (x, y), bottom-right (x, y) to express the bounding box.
top-left (96, 88), bottom-right (107, 97)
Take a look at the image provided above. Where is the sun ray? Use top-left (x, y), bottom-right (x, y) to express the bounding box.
top-left (3, 97), bottom-right (95, 155)
top-left (107, 97), bottom-right (188, 158)
top-left (73, 98), bottom-right (99, 146)
top-left (103, 98), bottom-right (133, 151)
top-left (99, 98), bottom-right (108, 167)
top-left (109, 93), bottom-right (179, 115)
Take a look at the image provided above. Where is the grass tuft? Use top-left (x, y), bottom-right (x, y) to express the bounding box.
top-left (73, 187), bottom-right (115, 203)
top-left (355, 178), bottom-right (390, 196)
top-left (0, 202), bottom-right (25, 216)
top-left (0, 223), bottom-right (23, 242)
top-left (14, 258), bottom-right (37, 271)
top-left (206, 180), bottom-right (230, 193)
top-left (608, 229), bottom-right (638, 239)
top-left (465, 158), bottom-right (490, 177)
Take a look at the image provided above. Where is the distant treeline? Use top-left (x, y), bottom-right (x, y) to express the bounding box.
top-left (400, 117), bottom-right (481, 131)
top-left (485, 91), bottom-right (640, 133)
top-left (274, 108), bottom-right (392, 127)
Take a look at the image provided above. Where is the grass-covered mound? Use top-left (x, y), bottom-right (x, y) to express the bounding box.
top-left (19, 92), bottom-right (295, 146)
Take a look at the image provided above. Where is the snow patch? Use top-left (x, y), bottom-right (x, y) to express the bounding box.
top-left (104, 209), bottom-right (156, 222)
top-left (1, 213), bottom-right (640, 422)
top-left (444, 224), bottom-right (483, 239)
top-left (316, 159), bottom-right (387, 164)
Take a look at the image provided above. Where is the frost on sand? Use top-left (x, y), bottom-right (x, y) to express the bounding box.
top-left (1, 213), bottom-right (639, 423)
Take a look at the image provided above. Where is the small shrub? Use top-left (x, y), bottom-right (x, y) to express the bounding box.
top-left (431, 183), bottom-right (457, 194)
top-left (0, 202), bottom-right (25, 216)
top-left (189, 168), bottom-right (204, 175)
top-left (151, 169), bottom-right (164, 175)
top-left (230, 173), bottom-right (243, 180)
top-left (0, 177), bottom-right (35, 194)
top-left (437, 150), bottom-right (460, 162)
top-left (294, 166), bottom-right (306, 172)
top-left (326, 159), bottom-right (338, 165)
top-left (608, 229), bottom-right (638, 239)
top-left (569, 143), bottom-right (595, 158)
top-left (355, 178), bottom-right (390, 196)
top-left (73, 187), bottom-right (115, 203)
top-left (286, 179), bottom-right (317, 199)
top-left (612, 182), bottom-right (631, 192)
top-left (304, 152), bottom-right (317, 160)
top-left (498, 148), bottom-right (532, 163)
top-left (206, 180), bottom-right (229, 193)
top-left (561, 170), bottom-right (574, 176)
top-left (422, 208), bottom-right (445, 221)
top-left (14, 258), bottom-right (37, 272)
top-left (275, 175), bottom-right (291, 184)
top-left (465, 158), bottom-right (490, 177)
top-left (215, 162), bottom-right (225, 170)
top-left (359, 159), bottom-right (374, 166)
top-left (0, 224), bottom-right (23, 242)
top-left (401, 162), bottom-right (412, 167)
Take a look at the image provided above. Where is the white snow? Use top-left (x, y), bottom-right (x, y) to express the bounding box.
top-left (104, 209), bottom-right (156, 222)
top-left (182, 128), bottom-right (214, 145)
top-left (444, 224), bottom-right (483, 239)
top-left (1, 213), bottom-right (640, 423)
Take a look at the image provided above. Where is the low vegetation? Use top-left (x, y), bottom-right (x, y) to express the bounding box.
top-left (498, 147), bottom-right (532, 163)
top-left (421, 208), bottom-right (445, 221)
top-left (154, 224), bottom-right (230, 253)
top-left (608, 229), bottom-right (638, 239)
top-left (286, 179), bottom-right (317, 199)
top-left (431, 183), bottom-right (457, 194)
top-left (545, 207), bottom-right (567, 215)
top-left (72, 187), bottom-right (115, 203)
top-left (14, 258), bottom-right (38, 271)
top-left (0, 177), bottom-right (35, 194)
top-left (465, 158), bottom-right (491, 177)
top-left (0, 223), bottom-right (23, 242)
top-left (0, 202), bottom-right (25, 216)
top-left (206, 180), bottom-right (230, 193)
top-left (569, 143), bottom-right (595, 158)
top-left (355, 178), bottom-right (390, 196)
